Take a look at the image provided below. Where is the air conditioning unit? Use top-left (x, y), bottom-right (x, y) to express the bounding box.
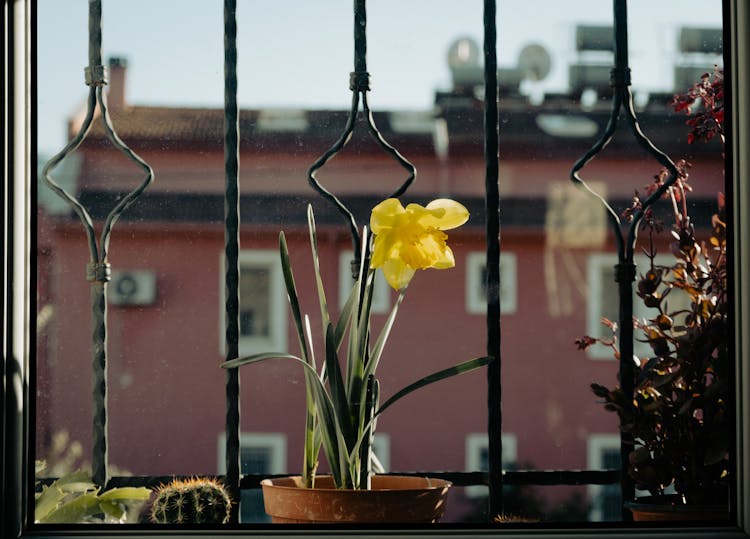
top-left (109, 270), bottom-right (156, 306)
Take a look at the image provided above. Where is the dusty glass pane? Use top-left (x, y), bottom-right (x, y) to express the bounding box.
top-left (35, 0), bottom-right (727, 525)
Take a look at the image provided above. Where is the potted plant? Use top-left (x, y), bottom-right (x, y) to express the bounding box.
top-left (150, 477), bottom-right (233, 524)
top-left (577, 67), bottom-right (730, 521)
top-left (222, 198), bottom-right (491, 523)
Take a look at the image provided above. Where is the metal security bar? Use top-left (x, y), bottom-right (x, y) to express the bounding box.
top-left (35, 0), bottom-right (681, 526)
top-left (40, 0), bottom-right (154, 489)
top-left (569, 0), bottom-right (681, 520)
top-left (222, 0), bottom-right (242, 523)
top-left (482, 0), bottom-right (504, 519)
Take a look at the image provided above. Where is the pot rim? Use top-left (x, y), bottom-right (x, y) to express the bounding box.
top-left (261, 474), bottom-right (452, 492)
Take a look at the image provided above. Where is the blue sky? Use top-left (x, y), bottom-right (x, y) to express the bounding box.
top-left (37, 0), bottom-right (722, 156)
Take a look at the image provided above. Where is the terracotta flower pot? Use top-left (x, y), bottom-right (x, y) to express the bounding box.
top-left (625, 495), bottom-right (730, 522)
top-left (261, 475), bottom-right (452, 523)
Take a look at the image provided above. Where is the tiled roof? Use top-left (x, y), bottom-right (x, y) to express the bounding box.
top-left (77, 97), bottom-right (721, 158)
top-left (80, 106), bottom-right (437, 153)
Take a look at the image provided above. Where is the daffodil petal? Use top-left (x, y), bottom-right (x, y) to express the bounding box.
top-left (401, 230), bottom-right (448, 269)
top-left (424, 199), bottom-right (469, 230)
top-left (370, 232), bottom-right (400, 268)
top-left (370, 198), bottom-right (405, 233)
top-left (430, 245), bottom-right (455, 269)
top-left (380, 259), bottom-right (416, 291)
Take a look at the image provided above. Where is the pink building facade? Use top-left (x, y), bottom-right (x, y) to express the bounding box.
top-left (36, 57), bottom-right (724, 522)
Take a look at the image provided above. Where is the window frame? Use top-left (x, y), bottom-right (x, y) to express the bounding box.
top-left (465, 432), bottom-right (518, 498)
top-left (4, 0), bottom-right (750, 537)
top-left (465, 251), bottom-right (518, 314)
top-left (217, 432), bottom-right (287, 524)
top-left (338, 250), bottom-right (391, 314)
top-left (219, 250), bottom-right (288, 357)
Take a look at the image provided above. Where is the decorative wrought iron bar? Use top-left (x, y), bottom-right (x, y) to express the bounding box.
top-left (306, 0), bottom-right (416, 275)
top-left (223, 0), bottom-right (241, 524)
top-left (569, 0), bottom-right (681, 519)
top-left (41, 0), bottom-right (154, 488)
top-left (483, 0), bottom-right (504, 520)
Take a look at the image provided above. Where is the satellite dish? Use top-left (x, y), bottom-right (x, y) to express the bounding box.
top-left (447, 37), bottom-right (480, 69)
top-left (518, 43), bottom-right (552, 81)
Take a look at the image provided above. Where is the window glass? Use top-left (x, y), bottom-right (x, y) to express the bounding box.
top-left (33, 0), bottom-right (729, 527)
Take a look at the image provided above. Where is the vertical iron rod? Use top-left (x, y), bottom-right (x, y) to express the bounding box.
top-left (571, 0), bottom-right (681, 519)
top-left (612, 0), bottom-right (636, 518)
top-left (87, 0), bottom-right (102, 67)
top-left (353, 0), bottom-right (367, 75)
top-left (87, 0), bottom-right (108, 489)
top-left (483, 0), bottom-right (503, 520)
top-left (223, 0), bottom-right (241, 523)
top-left (88, 266), bottom-right (109, 488)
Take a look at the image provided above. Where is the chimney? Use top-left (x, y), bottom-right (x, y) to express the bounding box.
top-left (107, 56), bottom-right (128, 110)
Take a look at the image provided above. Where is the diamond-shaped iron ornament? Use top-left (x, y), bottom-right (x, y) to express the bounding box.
top-left (307, 0), bottom-right (416, 277)
top-left (41, 0), bottom-right (153, 488)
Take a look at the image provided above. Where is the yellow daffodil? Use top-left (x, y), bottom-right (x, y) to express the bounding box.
top-left (370, 198), bottom-right (469, 290)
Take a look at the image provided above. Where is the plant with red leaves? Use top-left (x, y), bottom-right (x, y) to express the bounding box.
top-left (577, 68), bottom-right (730, 507)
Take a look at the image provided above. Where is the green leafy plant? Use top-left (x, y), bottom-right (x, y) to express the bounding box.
top-left (149, 477), bottom-right (232, 524)
top-left (222, 198), bottom-right (491, 490)
top-left (576, 67), bottom-right (729, 505)
top-left (34, 461), bottom-right (151, 524)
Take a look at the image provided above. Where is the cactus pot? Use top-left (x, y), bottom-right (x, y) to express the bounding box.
top-left (260, 475), bottom-right (452, 523)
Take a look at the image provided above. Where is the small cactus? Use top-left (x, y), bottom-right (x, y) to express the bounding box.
top-left (149, 477), bottom-right (232, 524)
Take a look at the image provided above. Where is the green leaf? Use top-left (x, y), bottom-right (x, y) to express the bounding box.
top-left (35, 485), bottom-right (67, 522)
top-left (335, 279), bottom-right (357, 351)
top-left (39, 491), bottom-right (101, 523)
top-left (221, 352), bottom-right (303, 369)
top-left (365, 289), bottom-right (406, 381)
top-left (53, 470), bottom-right (94, 491)
top-left (307, 205), bottom-right (331, 331)
top-left (97, 487), bottom-right (151, 502)
top-left (279, 232), bottom-right (310, 365)
top-left (376, 356), bottom-right (493, 417)
top-left (324, 323), bottom-right (355, 447)
top-left (355, 269), bottom-right (375, 367)
top-left (302, 393), bottom-right (318, 488)
top-left (99, 500), bottom-right (126, 522)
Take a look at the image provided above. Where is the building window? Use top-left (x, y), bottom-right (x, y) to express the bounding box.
top-left (371, 433), bottom-right (391, 473)
top-left (465, 433), bottom-right (517, 497)
top-left (465, 252), bottom-right (517, 314)
top-left (338, 250), bottom-right (391, 314)
top-left (217, 433), bottom-right (286, 523)
top-left (586, 434), bottom-right (621, 522)
top-left (220, 250), bottom-right (287, 356)
top-left (585, 253), bottom-right (692, 360)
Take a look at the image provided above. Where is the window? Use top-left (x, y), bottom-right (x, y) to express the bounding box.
top-left (220, 251), bottom-right (287, 356)
top-left (371, 433), bottom-right (391, 472)
top-left (465, 252), bottom-right (517, 314)
top-left (217, 433), bottom-right (286, 523)
top-left (338, 250), bottom-right (391, 313)
top-left (7, 0), bottom-right (748, 536)
top-left (585, 253), bottom-right (693, 359)
top-left (586, 434), bottom-right (622, 522)
top-left (465, 433), bottom-right (517, 497)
